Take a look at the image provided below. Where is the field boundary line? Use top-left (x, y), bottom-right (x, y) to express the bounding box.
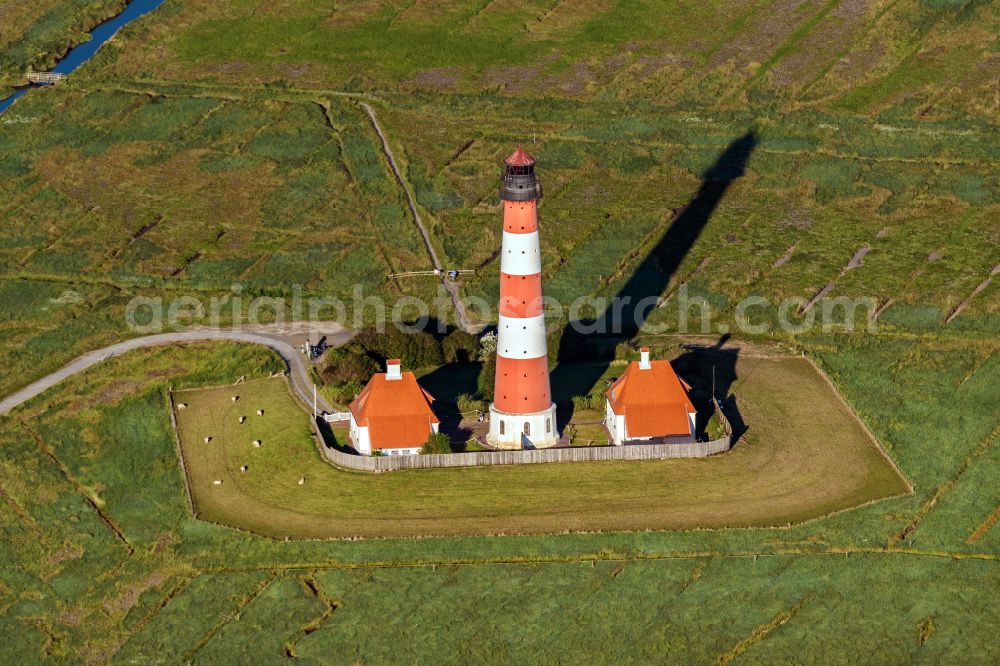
top-left (945, 263), bottom-right (1000, 324)
top-left (797, 0), bottom-right (906, 98)
top-left (195, 546), bottom-right (998, 578)
top-left (737, 0), bottom-right (840, 98)
top-left (967, 504), bottom-right (1000, 545)
top-left (110, 573), bottom-right (195, 662)
top-left (181, 570), bottom-right (279, 662)
top-left (0, 484), bottom-right (47, 541)
top-left (892, 421), bottom-right (1000, 546)
top-left (167, 387), bottom-right (197, 516)
top-left (79, 78), bottom-right (997, 158)
top-left (19, 421), bottom-right (135, 555)
top-left (801, 355), bottom-right (913, 493)
top-left (715, 597), bottom-right (808, 665)
top-left (284, 575), bottom-right (339, 658)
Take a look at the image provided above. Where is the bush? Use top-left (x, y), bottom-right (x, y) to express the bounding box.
top-left (706, 413), bottom-right (726, 441)
top-left (420, 431), bottom-right (452, 455)
top-left (572, 392), bottom-right (606, 412)
top-left (319, 345), bottom-right (380, 388)
top-left (456, 393), bottom-right (486, 415)
top-left (615, 341), bottom-right (635, 360)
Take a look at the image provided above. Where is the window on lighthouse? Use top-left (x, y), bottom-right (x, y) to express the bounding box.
top-left (545, 418), bottom-right (551, 434)
top-left (524, 422), bottom-right (531, 436)
top-left (499, 421), bottom-right (505, 436)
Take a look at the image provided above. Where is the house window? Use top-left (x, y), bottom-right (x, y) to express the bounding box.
top-left (523, 422), bottom-right (531, 436)
top-left (545, 417), bottom-right (551, 434)
top-left (499, 421), bottom-right (505, 436)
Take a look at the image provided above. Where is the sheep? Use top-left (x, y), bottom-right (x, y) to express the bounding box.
top-left (240, 465), bottom-right (248, 473)
top-left (238, 416), bottom-right (246, 424)
top-left (213, 479), bottom-right (223, 485)
top-left (177, 403), bottom-right (187, 409)
top-left (203, 436), bottom-right (212, 444)
top-left (257, 409), bottom-right (264, 416)
top-left (298, 477), bottom-right (305, 486)
top-left (231, 395), bottom-right (239, 402)
top-left (253, 440), bottom-right (262, 448)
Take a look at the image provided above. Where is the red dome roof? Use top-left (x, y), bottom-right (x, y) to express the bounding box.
top-left (505, 144), bottom-right (535, 167)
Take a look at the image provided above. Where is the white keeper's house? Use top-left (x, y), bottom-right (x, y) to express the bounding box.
top-left (605, 347), bottom-right (698, 445)
top-left (349, 360), bottom-right (440, 456)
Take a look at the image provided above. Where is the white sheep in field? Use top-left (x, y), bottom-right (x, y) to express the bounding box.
top-left (203, 436), bottom-right (212, 444)
top-left (177, 403), bottom-right (187, 409)
top-left (298, 477), bottom-right (305, 486)
top-left (240, 465), bottom-right (248, 473)
top-left (231, 395), bottom-right (239, 402)
top-left (213, 479), bottom-right (223, 485)
top-left (257, 409), bottom-right (264, 416)
top-left (238, 416), bottom-right (246, 424)
top-left (253, 440), bottom-right (262, 448)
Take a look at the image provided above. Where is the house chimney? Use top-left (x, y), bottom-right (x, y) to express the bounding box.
top-left (386, 359), bottom-right (402, 380)
top-left (639, 347), bottom-right (651, 370)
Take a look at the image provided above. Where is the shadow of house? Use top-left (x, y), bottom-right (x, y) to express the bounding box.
top-left (417, 361), bottom-right (483, 450)
top-left (672, 334), bottom-right (747, 443)
top-left (550, 132), bottom-right (758, 425)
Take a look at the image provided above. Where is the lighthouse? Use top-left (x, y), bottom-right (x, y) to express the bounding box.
top-left (488, 145), bottom-right (558, 449)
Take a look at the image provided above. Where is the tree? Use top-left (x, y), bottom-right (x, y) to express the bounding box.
top-left (442, 329), bottom-right (479, 363)
top-left (478, 331), bottom-right (497, 357)
top-left (477, 356), bottom-right (496, 402)
top-left (353, 325), bottom-right (443, 369)
top-left (420, 431), bottom-right (452, 455)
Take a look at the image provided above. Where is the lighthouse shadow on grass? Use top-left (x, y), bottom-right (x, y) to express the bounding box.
top-left (549, 131), bottom-right (757, 435)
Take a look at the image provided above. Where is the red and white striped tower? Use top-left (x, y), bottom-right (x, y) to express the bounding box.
top-left (488, 145), bottom-right (558, 449)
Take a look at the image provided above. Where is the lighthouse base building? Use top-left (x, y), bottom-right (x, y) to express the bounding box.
top-left (488, 402), bottom-right (558, 450)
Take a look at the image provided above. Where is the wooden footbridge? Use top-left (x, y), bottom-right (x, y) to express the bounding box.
top-left (389, 269), bottom-right (475, 279)
top-left (26, 72), bottom-right (65, 84)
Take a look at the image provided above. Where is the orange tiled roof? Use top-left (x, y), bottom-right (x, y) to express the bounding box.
top-left (350, 372), bottom-right (439, 449)
top-left (605, 359), bottom-right (695, 438)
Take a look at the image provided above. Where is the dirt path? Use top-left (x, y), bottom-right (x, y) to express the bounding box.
top-left (0, 325), bottom-right (353, 417)
top-left (358, 101), bottom-right (477, 334)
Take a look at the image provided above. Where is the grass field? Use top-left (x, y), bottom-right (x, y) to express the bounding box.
top-left (173, 354), bottom-right (907, 539)
top-left (1, 0), bottom-right (998, 661)
top-left (0, 1), bottom-right (996, 398)
top-left (0, 338), bottom-right (996, 662)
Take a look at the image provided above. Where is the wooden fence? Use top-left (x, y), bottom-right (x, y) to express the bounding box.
top-left (313, 420), bottom-right (731, 472)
